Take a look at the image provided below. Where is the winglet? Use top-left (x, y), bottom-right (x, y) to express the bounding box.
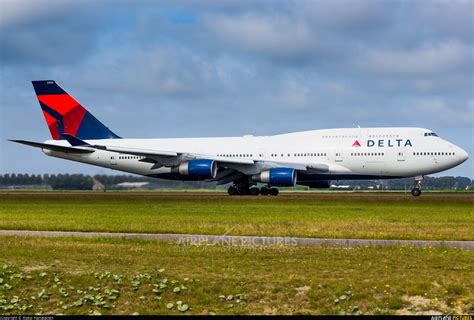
top-left (61, 133), bottom-right (90, 146)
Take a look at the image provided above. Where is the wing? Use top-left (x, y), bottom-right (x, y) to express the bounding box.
top-left (60, 134), bottom-right (254, 167)
top-left (58, 135), bottom-right (350, 182)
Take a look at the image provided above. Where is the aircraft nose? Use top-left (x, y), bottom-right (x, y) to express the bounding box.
top-left (457, 146), bottom-right (469, 163)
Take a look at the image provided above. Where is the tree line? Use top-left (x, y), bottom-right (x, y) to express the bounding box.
top-left (0, 173), bottom-right (211, 190)
top-left (0, 174), bottom-right (94, 190)
top-left (0, 173), bottom-right (472, 190)
top-left (338, 176), bottom-right (473, 190)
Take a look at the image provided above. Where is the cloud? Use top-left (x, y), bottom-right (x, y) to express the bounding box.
top-left (202, 0), bottom-right (393, 65)
top-left (301, 0), bottom-right (394, 31)
top-left (205, 13), bottom-right (319, 63)
top-left (0, 0), bottom-right (124, 65)
top-left (400, 97), bottom-right (474, 126)
top-left (358, 41), bottom-right (472, 76)
top-left (0, 0), bottom-right (472, 177)
top-left (75, 44), bottom-right (220, 97)
top-left (0, 0), bottom-right (73, 27)
top-left (416, 0), bottom-right (474, 41)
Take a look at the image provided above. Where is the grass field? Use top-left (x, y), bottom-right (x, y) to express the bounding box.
top-left (1, 236), bottom-right (473, 315)
top-left (1, 191), bottom-right (472, 315)
top-left (0, 192), bottom-right (472, 240)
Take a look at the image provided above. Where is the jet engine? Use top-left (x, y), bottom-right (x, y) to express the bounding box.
top-left (252, 168), bottom-right (297, 187)
top-left (172, 159), bottom-right (217, 179)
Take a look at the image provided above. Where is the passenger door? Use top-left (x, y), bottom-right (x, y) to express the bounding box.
top-left (397, 150), bottom-right (405, 161)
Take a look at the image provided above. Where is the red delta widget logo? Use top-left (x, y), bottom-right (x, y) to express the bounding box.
top-left (352, 139), bottom-right (413, 147)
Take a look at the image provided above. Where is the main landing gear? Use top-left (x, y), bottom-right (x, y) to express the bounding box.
top-left (259, 186), bottom-right (279, 196)
top-left (411, 176), bottom-right (423, 197)
top-left (227, 177), bottom-right (279, 196)
top-left (227, 185), bottom-right (279, 196)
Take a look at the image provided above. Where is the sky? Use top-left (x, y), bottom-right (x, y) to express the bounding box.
top-left (0, 0), bottom-right (473, 177)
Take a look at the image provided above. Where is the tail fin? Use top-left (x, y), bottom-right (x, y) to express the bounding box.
top-left (32, 80), bottom-right (120, 140)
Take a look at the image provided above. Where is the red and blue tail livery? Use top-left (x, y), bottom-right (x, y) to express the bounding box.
top-left (32, 80), bottom-right (120, 140)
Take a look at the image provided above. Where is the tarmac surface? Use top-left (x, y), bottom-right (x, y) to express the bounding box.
top-left (0, 230), bottom-right (472, 250)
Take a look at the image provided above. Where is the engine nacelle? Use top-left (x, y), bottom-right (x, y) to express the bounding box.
top-left (299, 180), bottom-right (331, 189)
top-left (252, 168), bottom-right (297, 187)
top-left (172, 159), bottom-right (217, 179)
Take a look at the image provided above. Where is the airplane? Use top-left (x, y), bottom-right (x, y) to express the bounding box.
top-left (11, 80), bottom-right (469, 197)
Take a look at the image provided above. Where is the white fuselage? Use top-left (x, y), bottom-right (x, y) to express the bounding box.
top-left (43, 127), bottom-right (468, 181)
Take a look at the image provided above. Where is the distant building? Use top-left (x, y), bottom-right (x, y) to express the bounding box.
top-left (92, 178), bottom-right (105, 191)
top-left (330, 184), bottom-right (354, 190)
top-left (116, 182), bottom-right (150, 189)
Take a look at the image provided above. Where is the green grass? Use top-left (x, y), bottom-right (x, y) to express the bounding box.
top-left (0, 236), bottom-right (472, 315)
top-left (0, 192), bottom-right (472, 240)
top-left (1, 192), bottom-right (472, 315)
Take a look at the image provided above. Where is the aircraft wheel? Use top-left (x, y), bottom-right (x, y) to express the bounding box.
top-left (411, 188), bottom-right (421, 197)
top-left (228, 186), bottom-right (238, 196)
top-left (269, 188), bottom-right (279, 196)
top-left (249, 187), bottom-right (260, 196)
top-left (260, 187), bottom-right (269, 196)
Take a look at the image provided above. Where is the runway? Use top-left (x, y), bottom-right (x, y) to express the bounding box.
top-left (0, 230), bottom-right (472, 250)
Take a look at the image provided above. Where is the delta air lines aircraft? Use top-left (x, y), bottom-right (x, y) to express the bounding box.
top-left (11, 80), bottom-right (469, 196)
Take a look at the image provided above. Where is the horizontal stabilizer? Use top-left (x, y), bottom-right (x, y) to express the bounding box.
top-left (9, 140), bottom-right (94, 154)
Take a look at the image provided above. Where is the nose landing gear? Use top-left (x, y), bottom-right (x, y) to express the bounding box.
top-left (411, 176), bottom-right (423, 197)
top-left (411, 187), bottom-right (421, 197)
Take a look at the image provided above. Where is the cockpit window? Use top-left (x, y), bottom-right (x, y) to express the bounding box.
top-left (424, 132), bottom-right (438, 137)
